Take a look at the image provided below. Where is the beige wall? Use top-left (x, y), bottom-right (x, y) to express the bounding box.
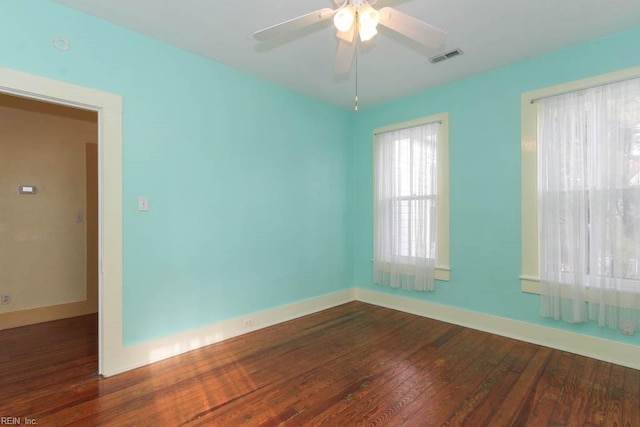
top-left (0, 95), bottom-right (98, 329)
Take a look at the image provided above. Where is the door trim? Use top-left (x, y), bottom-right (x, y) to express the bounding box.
top-left (0, 67), bottom-right (123, 375)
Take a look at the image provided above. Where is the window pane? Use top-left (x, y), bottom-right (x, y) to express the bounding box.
top-left (539, 77), bottom-right (640, 285)
top-left (375, 121), bottom-right (439, 262)
top-left (394, 197), bottom-right (436, 258)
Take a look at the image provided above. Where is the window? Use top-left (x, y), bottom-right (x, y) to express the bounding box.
top-left (521, 67), bottom-right (640, 331)
top-left (539, 94), bottom-right (640, 286)
top-left (373, 113), bottom-right (450, 291)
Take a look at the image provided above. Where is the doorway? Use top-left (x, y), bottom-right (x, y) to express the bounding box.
top-left (0, 93), bottom-right (99, 332)
top-left (0, 66), bottom-right (124, 376)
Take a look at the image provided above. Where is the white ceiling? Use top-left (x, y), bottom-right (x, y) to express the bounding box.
top-left (53, 0), bottom-right (640, 109)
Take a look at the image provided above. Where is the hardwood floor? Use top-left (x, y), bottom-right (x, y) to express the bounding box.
top-left (0, 302), bottom-right (638, 426)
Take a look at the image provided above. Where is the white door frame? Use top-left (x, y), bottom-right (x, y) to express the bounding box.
top-left (0, 67), bottom-right (123, 376)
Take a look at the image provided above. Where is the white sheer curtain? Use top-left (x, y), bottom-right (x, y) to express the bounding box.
top-left (373, 122), bottom-right (439, 291)
top-left (538, 77), bottom-right (640, 334)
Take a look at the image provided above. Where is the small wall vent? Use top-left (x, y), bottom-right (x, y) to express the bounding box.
top-left (429, 48), bottom-right (463, 64)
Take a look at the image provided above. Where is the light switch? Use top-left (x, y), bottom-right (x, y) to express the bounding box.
top-left (138, 196), bottom-right (149, 212)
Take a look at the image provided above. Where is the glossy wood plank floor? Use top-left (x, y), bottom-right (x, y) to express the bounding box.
top-left (1, 302), bottom-right (638, 426)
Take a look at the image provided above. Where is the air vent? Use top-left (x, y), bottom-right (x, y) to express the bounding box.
top-left (429, 48), bottom-right (463, 64)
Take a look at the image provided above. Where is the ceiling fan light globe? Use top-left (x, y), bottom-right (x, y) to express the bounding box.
top-left (358, 5), bottom-right (380, 29)
top-left (359, 24), bottom-right (378, 42)
top-left (334, 6), bottom-right (356, 32)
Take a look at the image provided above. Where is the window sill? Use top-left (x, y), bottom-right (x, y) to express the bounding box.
top-left (520, 275), bottom-right (640, 309)
top-left (520, 275), bottom-right (541, 294)
top-left (435, 267), bottom-right (450, 281)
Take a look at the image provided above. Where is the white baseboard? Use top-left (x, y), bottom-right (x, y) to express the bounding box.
top-left (104, 286), bottom-right (639, 377)
top-left (103, 289), bottom-right (356, 377)
top-left (355, 288), bottom-right (640, 370)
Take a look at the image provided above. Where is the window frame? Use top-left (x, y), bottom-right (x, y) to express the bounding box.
top-left (520, 66), bottom-right (640, 294)
top-left (373, 112), bottom-right (450, 281)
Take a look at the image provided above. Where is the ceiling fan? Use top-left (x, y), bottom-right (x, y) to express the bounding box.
top-left (253, 0), bottom-right (447, 75)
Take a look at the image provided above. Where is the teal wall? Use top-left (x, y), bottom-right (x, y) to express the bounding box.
top-left (351, 26), bottom-right (640, 346)
top-left (0, 0), bottom-right (352, 345)
top-left (3, 0), bottom-right (639, 348)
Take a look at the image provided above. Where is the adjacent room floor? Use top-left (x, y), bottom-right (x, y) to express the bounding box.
top-left (1, 301), bottom-right (638, 425)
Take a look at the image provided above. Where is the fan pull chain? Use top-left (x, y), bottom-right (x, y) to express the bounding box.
top-left (354, 44), bottom-right (359, 112)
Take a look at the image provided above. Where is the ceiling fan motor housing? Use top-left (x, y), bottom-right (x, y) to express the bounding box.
top-left (344, 0), bottom-right (371, 8)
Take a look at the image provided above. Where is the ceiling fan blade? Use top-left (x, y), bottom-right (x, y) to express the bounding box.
top-left (336, 24), bottom-right (356, 43)
top-left (335, 38), bottom-right (356, 75)
top-left (254, 8), bottom-right (336, 41)
top-left (377, 7), bottom-right (446, 49)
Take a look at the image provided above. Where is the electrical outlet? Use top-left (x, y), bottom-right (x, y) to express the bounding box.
top-left (1, 294), bottom-right (11, 305)
top-left (243, 318), bottom-right (255, 328)
top-left (138, 196), bottom-right (149, 212)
